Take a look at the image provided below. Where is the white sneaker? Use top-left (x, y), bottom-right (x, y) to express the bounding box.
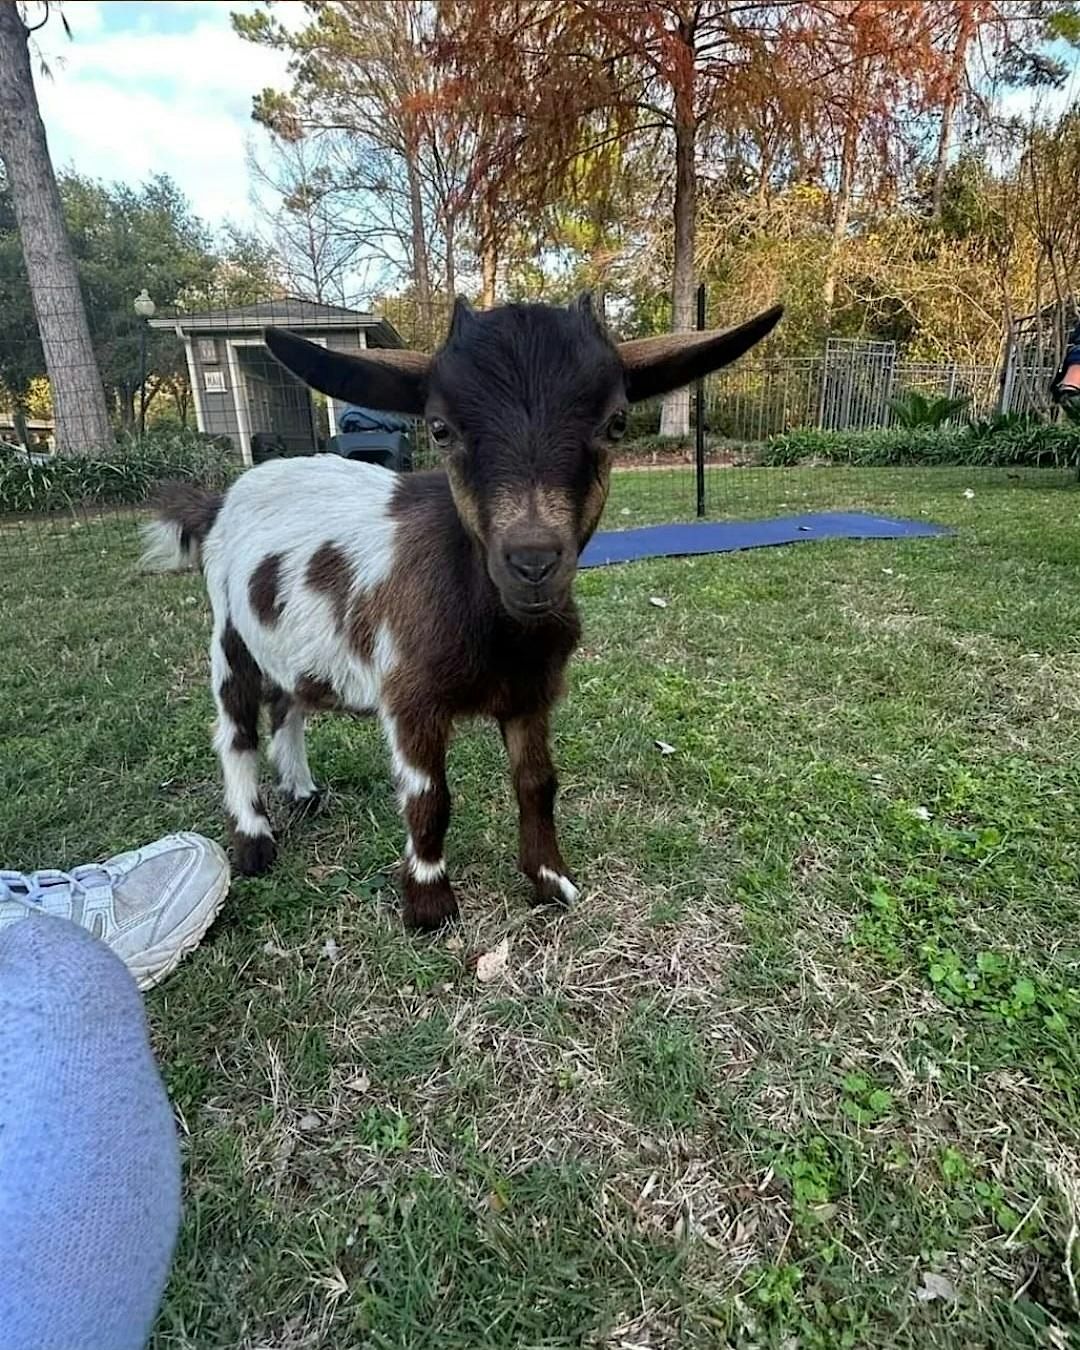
top-left (0, 832), bottom-right (230, 990)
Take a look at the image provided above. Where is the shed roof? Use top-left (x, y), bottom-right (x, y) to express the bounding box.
top-left (149, 297), bottom-right (404, 348)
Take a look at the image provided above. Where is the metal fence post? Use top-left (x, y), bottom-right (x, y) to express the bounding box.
top-left (695, 282), bottom-right (706, 519)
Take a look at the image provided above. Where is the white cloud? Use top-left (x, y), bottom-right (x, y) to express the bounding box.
top-left (32, 2), bottom-right (303, 227)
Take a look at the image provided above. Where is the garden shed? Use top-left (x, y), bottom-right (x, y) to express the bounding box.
top-left (149, 299), bottom-right (405, 464)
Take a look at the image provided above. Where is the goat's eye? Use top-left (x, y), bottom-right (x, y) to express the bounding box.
top-left (605, 410), bottom-right (628, 441)
top-left (428, 417), bottom-right (453, 446)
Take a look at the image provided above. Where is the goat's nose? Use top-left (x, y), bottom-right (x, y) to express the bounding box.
top-left (505, 546), bottom-right (562, 585)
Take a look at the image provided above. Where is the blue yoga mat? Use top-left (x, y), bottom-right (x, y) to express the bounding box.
top-left (580, 512), bottom-right (951, 569)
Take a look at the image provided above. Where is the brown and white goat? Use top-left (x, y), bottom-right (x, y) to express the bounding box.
top-left (142, 296), bottom-right (781, 929)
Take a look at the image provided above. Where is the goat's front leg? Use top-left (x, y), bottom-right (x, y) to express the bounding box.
top-left (502, 711), bottom-right (580, 908)
top-left (382, 708), bottom-right (458, 931)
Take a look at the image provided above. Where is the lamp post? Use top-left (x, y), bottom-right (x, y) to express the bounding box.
top-left (134, 288), bottom-right (156, 438)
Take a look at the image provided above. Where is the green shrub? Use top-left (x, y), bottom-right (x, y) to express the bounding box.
top-left (759, 418), bottom-right (1080, 469)
top-left (0, 427), bottom-right (237, 516)
top-left (887, 388), bottom-right (970, 429)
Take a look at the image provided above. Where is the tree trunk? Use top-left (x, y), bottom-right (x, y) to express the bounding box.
top-left (444, 216), bottom-right (456, 305)
top-left (404, 139), bottom-right (432, 346)
top-left (480, 230), bottom-right (497, 308)
top-left (931, 2), bottom-right (974, 219)
top-left (823, 115), bottom-right (857, 314)
top-left (0, 1), bottom-right (113, 455)
top-left (659, 113), bottom-right (696, 439)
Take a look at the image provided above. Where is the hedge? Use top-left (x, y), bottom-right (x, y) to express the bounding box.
top-left (759, 418), bottom-right (1080, 469)
top-left (0, 428), bottom-right (236, 516)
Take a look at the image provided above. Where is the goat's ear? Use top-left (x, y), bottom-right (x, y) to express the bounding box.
top-left (264, 328), bottom-right (430, 414)
top-left (448, 295), bottom-right (475, 339)
top-left (618, 304), bottom-right (783, 404)
top-left (569, 290), bottom-right (604, 332)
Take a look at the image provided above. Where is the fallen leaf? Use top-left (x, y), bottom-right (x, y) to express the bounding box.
top-left (444, 934), bottom-right (465, 953)
top-left (649, 596), bottom-right (668, 608)
top-left (654, 740), bottom-right (676, 756)
top-left (344, 1072), bottom-right (370, 1094)
top-left (476, 935), bottom-right (510, 983)
top-left (915, 1271), bottom-right (957, 1303)
top-left (487, 1189), bottom-right (508, 1213)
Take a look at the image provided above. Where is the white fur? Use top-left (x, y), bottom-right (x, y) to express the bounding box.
top-left (405, 838), bottom-right (446, 884)
top-left (152, 457), bottom-right (449, 863)
top-left (539, 866), bottom-right (579, 904)
top-left (180, 458), bottom-right (406, 834)
top-left (269, 703), bottom-right (317, 799)
top-left (139, 518), bottom-right (198, 572)
top-left (381, 711), bottom-right (433, 801)
top-left (203, 457), bottom-right (400, 714)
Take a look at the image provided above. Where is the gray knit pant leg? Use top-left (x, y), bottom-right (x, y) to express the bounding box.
top-left (0, 914), bottom-right (181, 1350)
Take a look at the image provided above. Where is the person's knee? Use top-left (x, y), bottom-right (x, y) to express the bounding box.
top-left (0, 913), bottom-right (146, 1028)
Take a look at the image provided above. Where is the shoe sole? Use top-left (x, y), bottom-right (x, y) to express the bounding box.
top-left (128, 852), bottom-right (231, 991)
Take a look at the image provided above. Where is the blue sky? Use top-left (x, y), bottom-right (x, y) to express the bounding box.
top-left (33, 1), bottom-right (301, 227)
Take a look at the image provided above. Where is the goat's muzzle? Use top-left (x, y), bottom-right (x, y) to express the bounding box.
top-left (488, 527), bottom-right (577, 621)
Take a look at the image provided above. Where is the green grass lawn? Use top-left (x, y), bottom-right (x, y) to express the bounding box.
top-left (2, 466), bottom-right (1080, 1348)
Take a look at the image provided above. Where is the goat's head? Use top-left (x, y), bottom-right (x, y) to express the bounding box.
top-left (266, 296), bottom-right (781, 621)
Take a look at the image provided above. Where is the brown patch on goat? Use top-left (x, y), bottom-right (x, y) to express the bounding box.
top-left (503, 712), bottom-right (568, 897)
top-left (306, 542), bottom-right (352, 631)
top-left (152, 480), bottom-right (223, 561)
top-left (295, 673), bottom-right (339, 710)
top-left (532, 486), bottom-right (577, 530)
top-left (445, 463), bottom-right (484, 541)
top-left (485, 486), bottom-right (576, 536)
top-left (347, 595), bottom-right (377, 663)
top-left (249, 552), bottom-right (285, 627)
top-left (579, 459), bottom-right (612, 545)
top-left (220, 622), bottom-right (262, 753)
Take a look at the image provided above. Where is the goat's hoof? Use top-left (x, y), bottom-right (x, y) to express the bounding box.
top-left (402, 877), bottom-right (460, 932)
top-left (234, 832), bottom-right (277, 876)
top-left (531, 866), bottom-right (580, 908)
top-left (284, 786), bottom-right (323, 818)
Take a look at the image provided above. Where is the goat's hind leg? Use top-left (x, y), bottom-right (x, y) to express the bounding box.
top-left (266, 686), bottom-right (321, 815)
top-left (212, 622), bottom-right (276, 875)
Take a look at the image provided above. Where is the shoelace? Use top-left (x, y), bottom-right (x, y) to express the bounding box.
top-left (0, 866), bottom-right (109, 910)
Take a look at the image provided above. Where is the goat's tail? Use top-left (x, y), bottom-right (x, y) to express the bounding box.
top-left (139, 480), bottom-right (224, 573)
